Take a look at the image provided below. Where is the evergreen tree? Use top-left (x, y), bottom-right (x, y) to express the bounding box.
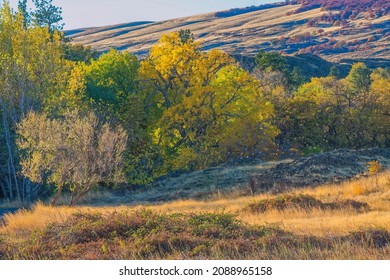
top-left (256, 50), bottom-right (289, 74)
top-left (329, 65), bottom-right (340, 78)
top-left (178, 29), bottom-right (194, 43)
top-left (32, 0), bottom-right (64, 32)
top-left (18, 0), bottom-right (30, 28)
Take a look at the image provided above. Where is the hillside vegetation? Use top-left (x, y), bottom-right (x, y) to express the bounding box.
top-left (294, 0), bottom-right (390, 15)
top-left (0, 0), bottom-right (389, 261)
top-left (67, 0), bottom-right (390, 66)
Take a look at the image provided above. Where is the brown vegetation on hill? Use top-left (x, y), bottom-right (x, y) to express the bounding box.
top-left (294, 0), bottom-right (390, 17)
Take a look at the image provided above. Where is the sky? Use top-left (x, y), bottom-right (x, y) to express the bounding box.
top-left (3, 0), bottom-right (277, 30)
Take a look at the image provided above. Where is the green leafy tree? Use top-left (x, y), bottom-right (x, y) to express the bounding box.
top-left (345, 62), bottom-right (372, 96)
top-left (290, 66), bottom-right (304, 87)
top-left (256, 50), bottom-right (289, 74)
top-left (178, 29), bottom-right (194, 43)
top-left (255, 50), bottom-right (302, 90)
top-left (66, 49), bottom-right (156, 186)
top-left (63, 43), bottom-right (100, 63)
top-left (65, 49), bottom-right (140, 121)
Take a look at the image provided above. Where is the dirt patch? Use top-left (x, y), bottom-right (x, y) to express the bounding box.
top-left (250, 148), bottom-right (390, 193)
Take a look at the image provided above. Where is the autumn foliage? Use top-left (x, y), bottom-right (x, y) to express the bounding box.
top-left (294, 0), bottom-right (390, 17)
top-left (140, 33), bottom-right (277, 171)
top-left (0, 1), bottom-right (389, 204)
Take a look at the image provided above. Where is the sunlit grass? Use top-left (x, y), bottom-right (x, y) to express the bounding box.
top-left (2, 172), bottom-right (389, 236)
top-left (1, 171), bottom-right (389, 259)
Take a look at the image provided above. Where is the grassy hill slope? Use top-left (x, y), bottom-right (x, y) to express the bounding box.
top-left (66, 2), bottom-right (390, 66)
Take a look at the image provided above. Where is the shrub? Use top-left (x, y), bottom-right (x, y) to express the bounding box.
top-left (348, 229), bottom-right (390, 248)
top-left (243, 194), bottom-right (370, 213)
top-left (243, 194), bottom-right (324, 213)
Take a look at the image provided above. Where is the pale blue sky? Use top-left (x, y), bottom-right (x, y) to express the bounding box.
top-left (3, 0), bottom-right (277, 29)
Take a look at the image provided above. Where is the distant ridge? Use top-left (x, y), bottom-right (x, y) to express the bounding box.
top-left (64, 21), bottom-right (154, 37)
top-left (215, 2), bottom-right (285, 18)
top-left (67, 1), bottom-right (390, 67)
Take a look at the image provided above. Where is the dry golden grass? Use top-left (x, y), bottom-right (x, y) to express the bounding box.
top-left (2, 172), bottom-right (389, 239)
top-left (68, 4), bottom-right (390, 63)
top-left (1, 202), bottom-right (77, 235)
top-left (242, 210), bottom-right (390, 236)
top-left (1, 172), bottom-right (389, 260)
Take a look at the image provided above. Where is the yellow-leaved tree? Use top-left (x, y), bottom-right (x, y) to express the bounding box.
top-left (140, 32), bottom-right (278, 172)
top-left (368, 68), bottom-right (390, 147)
top-left (0, 2), bottom-right (70, 202)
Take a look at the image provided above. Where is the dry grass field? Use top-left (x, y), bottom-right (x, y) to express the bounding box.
top-left (1, 171), bottom-right (389, 259)
top-left (67, 3), bottom-right (390, 65)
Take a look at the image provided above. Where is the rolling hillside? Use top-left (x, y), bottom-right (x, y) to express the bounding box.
top-left (66, 1), bottom-right (390, 67)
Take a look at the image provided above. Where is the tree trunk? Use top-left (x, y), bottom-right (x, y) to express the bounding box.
top-left (1, 109), bottom-right (14, 201)
top-left (51, 184), bottom-right (63, 206)
top-left (69, 186), bottom-right (91, 207)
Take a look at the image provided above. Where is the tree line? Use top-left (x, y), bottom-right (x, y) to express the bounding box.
top-left (0, 1), bottom-right (389, 205)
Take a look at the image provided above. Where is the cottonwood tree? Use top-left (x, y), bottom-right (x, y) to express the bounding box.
top-left (368, 68), bottom-right (390, 146)
top-left (17, 110), bottom-right (128, 206)
top-left (140, 32), bottom-right (278, 171)
top-left (66, 49), bottom-right (140, 122)
top-left (344, 62), bottom-right (372, 106)
top-left (0, 3), bottom-right (68, 202)
top-left (65, 49), bottom-right (157, 186)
